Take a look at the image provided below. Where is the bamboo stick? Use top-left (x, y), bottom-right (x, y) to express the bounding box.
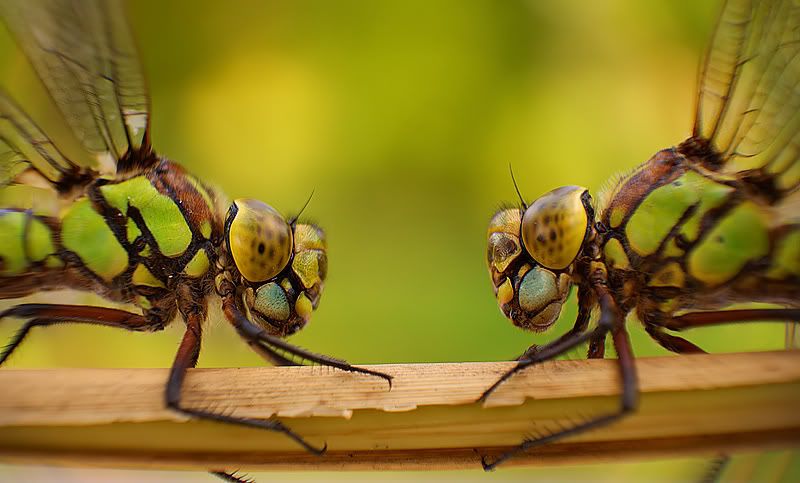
top-left (0, 351), bottom-right (798, 471)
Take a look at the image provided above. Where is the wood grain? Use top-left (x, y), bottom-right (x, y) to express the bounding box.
top-left (0, 351), bottom-right (798, 470)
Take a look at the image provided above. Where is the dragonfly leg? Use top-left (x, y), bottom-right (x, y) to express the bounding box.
top-left (588, 332), bottom-right (606, 359)
top-left (787, 322), bottom-right (798, 349)
top-left (481, 313), bottom-right (638, 471)
top-left (478, 281), bottom-right (618, 403)
top-left (209, 470), bottom-right (255, 483)
top-left (586, 285), bottom-right (606, 359)
top-left (661, 308), bottom-right (800, 330)
top-left (0, 303), bottom-right (164, 366)
top-left (644, 323), bottom-right (706, 354)
top-left (164, 310), bottom-right (329, 456)
top-left (699, 454), bottom-right (730, 483)
top-left (218, 285), bottom-right (392, 386)
top-left (516, 285), bottom-right (594, 361)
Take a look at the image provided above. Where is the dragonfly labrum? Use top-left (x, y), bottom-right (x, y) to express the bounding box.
top-left (0, 0), bottom-right (390, 465)
top-left (484, 0), bottom-right (799, 470)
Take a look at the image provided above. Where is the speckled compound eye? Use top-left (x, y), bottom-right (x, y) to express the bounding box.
top-left (253, 282), bottom-right (290, 322)
top-left (226, 199), bottom-right (293, 282)
top-left (521, 185), bottom-right (589, 270)
top-left (516, 266), bottom-right (571, 331)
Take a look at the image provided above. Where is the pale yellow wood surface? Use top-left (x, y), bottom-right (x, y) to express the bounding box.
top-left (0, 351), bottom-right (798, 470)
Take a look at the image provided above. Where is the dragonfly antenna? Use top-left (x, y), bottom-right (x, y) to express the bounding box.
top-left (509, 163), bottom-right (527, 210)
top-left (289, 189), bottom-right (315, 225)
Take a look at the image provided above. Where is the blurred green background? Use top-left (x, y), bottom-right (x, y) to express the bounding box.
top-left (0, 0), bottom-right (794, 481)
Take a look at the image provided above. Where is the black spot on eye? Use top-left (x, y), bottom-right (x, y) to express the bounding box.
top-left (268, 246), bottom-right (276, 259)
top-left (549, 230), bottom-right (557, 241)
top-left (258, 242), bottom-right (265, 254)
top-left (543, 215), bottom-right (550, 225)
top-left (537, 233), bottom-right (546, 244)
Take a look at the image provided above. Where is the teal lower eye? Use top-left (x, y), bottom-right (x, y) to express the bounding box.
top-left (518, 267), bottom-right (558, 314)
top-left (254, 282), bottom-right (290, 321)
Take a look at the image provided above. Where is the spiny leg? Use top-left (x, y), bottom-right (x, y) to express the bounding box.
top-left (699, 454), bottom-right (730, 483)
top-left (210, 470), bottom-right (255, 483)
top-left (478, 284), bottom-right (617, 403)
top-left (0, 303), bottom-right (257, 479)
top-left (164, 311), bottom-right (328, 455)
top-left (0, 304), bottom-right (161, 365)
top-left (481, 326), bottom-right (602, 402)
top-left (184, 281), bottom-right (393, 459)
top-left (248, 339), bottom-right (302, 367)
top-left (517, 285), bottom-right (594, 361)
top-left (220, 292), bottom-right (392, 386)
top-left (481, 308), bottom-right (638, 471)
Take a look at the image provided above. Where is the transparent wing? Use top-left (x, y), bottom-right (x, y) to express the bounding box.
top-left (692, 0), bottom-right (800, 196)
top-left (0, 0), bottom-right (151, 171)
top-left (0, 89), bottom-right (92, 192)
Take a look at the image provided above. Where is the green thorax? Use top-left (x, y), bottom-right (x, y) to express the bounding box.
top-left (1, 159), bottom-right (224, 296)
top-left (596, 149), bottom-right (799, 306)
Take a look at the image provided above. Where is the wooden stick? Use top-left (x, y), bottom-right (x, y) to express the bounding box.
top-left (0, 351), bottom-right (798, 471)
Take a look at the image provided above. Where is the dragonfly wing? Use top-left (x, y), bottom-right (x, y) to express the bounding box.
top-left (690, 0), bottom-right (799, 198)
top-left (0, 90), bottom-right (94, 195)
top-left (0, 0), bottom-right (151, 177)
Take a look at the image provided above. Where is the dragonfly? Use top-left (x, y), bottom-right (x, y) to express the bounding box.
top-left (0, 0), bottom-right (390, 478)
top-left (483, 0), bottom-right (799, 470)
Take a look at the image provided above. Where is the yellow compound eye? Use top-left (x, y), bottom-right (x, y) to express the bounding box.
top-left (227, 199), bottom-right (293, 283)
top-left (521, 186), bottom-right (590, 270)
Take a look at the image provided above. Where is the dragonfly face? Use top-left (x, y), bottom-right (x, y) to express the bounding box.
top-left (225, 199), bottom-right (327, 337)
top-left (487, 185), bottom-right (591, 331)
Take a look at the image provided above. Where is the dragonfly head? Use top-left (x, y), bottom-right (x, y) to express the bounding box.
top-left (225, 198), bottom-right (327, 336)
top-left (487, 185), bottom-right (591, 331)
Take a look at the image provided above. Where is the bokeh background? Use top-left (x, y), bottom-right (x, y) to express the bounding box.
top-left (0, 0), bottom-right (796, 481)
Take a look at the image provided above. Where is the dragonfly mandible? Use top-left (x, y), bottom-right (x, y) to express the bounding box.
top-left (484, 0), bottom-right (799, 470)
top-left (0, 0), bottom-right (391, 476)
